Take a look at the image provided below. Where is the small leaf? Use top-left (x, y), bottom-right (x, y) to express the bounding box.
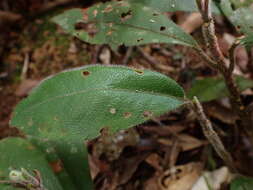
top-left (240, 34), bottom-right (253, 47)
top-left (230, 0), bottom-right (253, 8)
top-left (52, 1), bottom-right (198, 48)
top-left (219, 0), bottom-right (253, 36)
top-left (230, 176), bottom-right (253, 190)
top-left (11, 64), bottom-right (185, 189)
top-left (0, 138), bottom-right (63, 190)
top-left (187, 76), bottom-right (253, 102)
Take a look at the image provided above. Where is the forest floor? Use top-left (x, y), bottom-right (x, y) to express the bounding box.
top-left (1, 1), bottom-right (253, 189)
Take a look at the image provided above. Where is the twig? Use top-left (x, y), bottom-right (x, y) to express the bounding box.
top-left (137, 46), bottom-right (173, 72)
top-left (0, 10), bottom-right (22, 24)
top-left (195, 0), bottom-right (253, 143)
top-left (196, 0), bottom-right (226, 69)
top-left (91, 45), bottom-right (104, 64)
top-left (137, 47), bottom-right (159, 65)
top-left (30, 0), bottom-right (75, 16)
top-left (122, 47), bottom-right (133, 65)
top-left (21, 53), bottom-right (29, 81)
top-left (228, 40), bottom-right (240, 74)
top-left (191, 97), bottom-right (236, 172)
top-left (247, 47), bottom-right (253, 76)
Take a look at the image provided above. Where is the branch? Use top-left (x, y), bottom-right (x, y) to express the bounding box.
top-left (196, 0), bottom-right (227, 70)
top-left (191, 97), bottom-right (236, 172)
top-left (228, 41), bottom-right (239, 74)
top-left (195, 0), bottom-right (253, 143)
top-left (0, 10), bottom-right (22, 24)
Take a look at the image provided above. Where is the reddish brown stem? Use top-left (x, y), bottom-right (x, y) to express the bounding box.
top-left (195, 0), bottom-right (253, 143)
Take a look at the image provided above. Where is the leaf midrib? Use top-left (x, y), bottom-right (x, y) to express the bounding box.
top-left (18, 87), bottom-right (185, 114)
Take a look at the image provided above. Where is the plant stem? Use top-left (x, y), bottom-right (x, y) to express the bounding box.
top-left (195, 0), bottom-right (253, 142)
top-left (191, 97), bottom-right (236, 172)
top-left (247, 48), bottom-right (253, 76)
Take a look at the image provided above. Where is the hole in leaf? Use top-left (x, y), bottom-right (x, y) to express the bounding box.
top-left (134, 69), bottom-right (144, 74)
top-left (109, 108), bottom-right (116, 114)
top-left (82, 70), bottom-right (90, 76)
top-left (176, 168), bottom-right (182, 174)
top-left (123, 112), bottom-right (132, 118)
top-left (137, 38), bottom-right (143, 42)
top-left (120, 10), bottom-right (132, 22)
top-left (153, 13), bottom-right (159, 16)
top-left (160, 26), bottom-right (166, 31)
top-left (143, 110), bottom-right (153, 118)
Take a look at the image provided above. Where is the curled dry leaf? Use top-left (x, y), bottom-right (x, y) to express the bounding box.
top-left (158, 134), bottom-right (205, 152)
top-left (192, 166), bottom-right (233, 190)
top-left (159, 162), bottom-right (203, 190)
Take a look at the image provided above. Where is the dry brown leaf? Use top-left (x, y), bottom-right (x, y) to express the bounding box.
top-left (204, 101), bottom-right (237, 125)
top-left (145, 153), bottom-right (163, 172)
top-left (99, 47), bottom-right (111, 65)
top-left (179, 13), bottom-right (203, 34)
top-left (192, 166), bottom-right (233, 190)
top-left (159, 162), bottom-right (203, 190)
top-left (159, 134), bottom-right (204, 151)
top-left (15, 79), bottom-right (40, 96)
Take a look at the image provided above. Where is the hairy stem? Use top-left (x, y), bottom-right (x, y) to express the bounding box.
top-left (195, 0), bottom-right (253, 142)
top-left (191, 97), bottom-right (236, 172)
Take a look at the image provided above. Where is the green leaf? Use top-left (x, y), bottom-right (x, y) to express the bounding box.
top-left (0, 138), bottom-right (63, 190)
top-left (230, 0), bottom-right (253, 8)
top-left (52, 1), bottom-right (198, 48)
top-left (187, 75), bottom-right (253, 102)
top-left (240, 34), bottom-right (253, 47)
top-left (219, 0), bottom-right (253, 36)
top-left (11, 64), bottom-right (185, 189)
top-left (32, 138), bottom-right (91, 190)
top-left (128, 0), bottom-right (220, 13)
top-left (230, 176), bottom-right (253, 190)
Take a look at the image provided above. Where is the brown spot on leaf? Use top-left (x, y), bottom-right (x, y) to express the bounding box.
top-left (123, 112), bottom-right (132, 119)
top-left (107, 22), bottom-right (113, 27)
top-left (53, 116), bottom-right (59, 121)
top-left (102, 5), bottom-right (113, 13)
top-left (82, 70), bottom-right (90, 76)
top-left (82, 8), bottom-right (89, 22)
top-left (143, 110), bottom-right (153, 118)
top-left (134, 69), bottom-right (144, 74)
top-left (93, 9), bottom-right (98, 17)
top-left (28, 119), bottom-right (33, 126)
top-left (75, 22), bottom-right (98, 38)
top-left (106, 30), bottom-right (113, 36)
top-left (120, 10), bottom-right (132, 22)
top-left (27, 145), bottom-right (35, 150)
top-left (49, 160), bottom-right (63, 173)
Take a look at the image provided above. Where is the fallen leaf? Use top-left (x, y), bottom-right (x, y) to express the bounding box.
top-left (15, 79), bottom-right (40, 96)
top-left (192, 166), bottom-right (233, 190)
top-left (159, 162), bottom-right (203, 190)
top-left (159, 134), bottom-right (204, 151)
top-left (179, 13), bottom-right (203, 34)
